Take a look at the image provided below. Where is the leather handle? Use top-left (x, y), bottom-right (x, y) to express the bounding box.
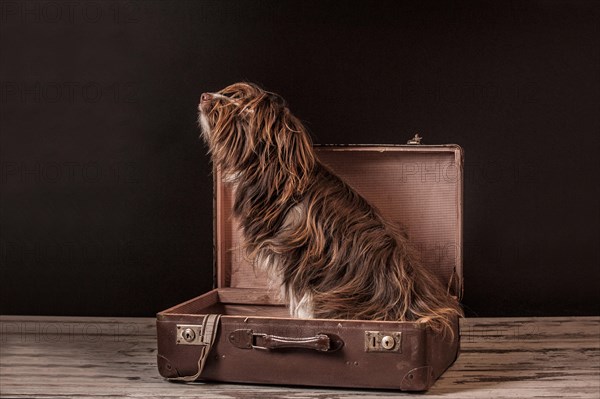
top-left (255, 333), bottom-right (330, 351)
top-left (229, 329), bottom-right (344, 352)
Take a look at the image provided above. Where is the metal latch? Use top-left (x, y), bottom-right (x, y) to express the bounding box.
top-left (407, 134), bottom-right (423, 145)
top-left (365, 331), bottom-right (402, 352)
top-left (176, 324), bottom-right (203, 345)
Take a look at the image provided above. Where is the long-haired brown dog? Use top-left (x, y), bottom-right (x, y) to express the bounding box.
top-left (198, 82), bottom-right (462, 333)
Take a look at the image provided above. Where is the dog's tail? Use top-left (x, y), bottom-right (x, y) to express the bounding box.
top-left (389, 238), bottom-right (464, 337)
top-left (307, 227), bottom-right (463, 337)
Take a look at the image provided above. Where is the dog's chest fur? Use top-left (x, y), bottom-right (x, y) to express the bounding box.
top-left (253, 202), bottom-right (314, 318)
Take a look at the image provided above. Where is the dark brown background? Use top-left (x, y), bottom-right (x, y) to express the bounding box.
top-left (1, 0), bottom-right (598, 317)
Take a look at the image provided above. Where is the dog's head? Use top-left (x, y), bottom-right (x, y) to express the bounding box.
top-left (198, 82), bottom-right (315, 198)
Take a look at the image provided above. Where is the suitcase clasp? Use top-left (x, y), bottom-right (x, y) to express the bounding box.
top-left (365, 331), bottom-right (402, 352)
top-left (407, 134), bottom-right (423, 145)
top-left (176, 324), bottom-right (203, 345)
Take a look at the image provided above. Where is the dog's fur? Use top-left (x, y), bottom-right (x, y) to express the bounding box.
top-left (199, 82), bottom-right (462, 333)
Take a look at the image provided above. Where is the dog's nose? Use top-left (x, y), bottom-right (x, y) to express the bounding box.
top-left (200, 93), bottom-right (212, 103)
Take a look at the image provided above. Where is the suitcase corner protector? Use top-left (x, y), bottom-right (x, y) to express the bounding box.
top-left (400, 365), bottom-right (434, 391)
top-left (157, 354), bottom-right (179, 379)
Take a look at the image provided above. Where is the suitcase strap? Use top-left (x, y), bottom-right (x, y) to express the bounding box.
top-left (172, 314), bottom-right (221, 382)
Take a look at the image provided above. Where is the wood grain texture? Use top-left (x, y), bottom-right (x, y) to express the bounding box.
top-left (1, 316), bottom-right (598, 398)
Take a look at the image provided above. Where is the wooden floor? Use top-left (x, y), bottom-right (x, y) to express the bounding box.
top-left (0, 316), bottom-right (598, 398)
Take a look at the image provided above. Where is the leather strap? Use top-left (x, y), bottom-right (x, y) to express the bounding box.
top-left (172, 314), bottom-right (221, 382)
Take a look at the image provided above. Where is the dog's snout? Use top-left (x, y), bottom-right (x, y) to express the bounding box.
top-left (201, 93), bottom-right (212, 103)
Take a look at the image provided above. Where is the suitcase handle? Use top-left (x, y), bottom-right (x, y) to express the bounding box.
top-left (229, 329), bottom-right (344, 352)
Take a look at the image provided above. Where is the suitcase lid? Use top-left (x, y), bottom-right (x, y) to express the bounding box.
top-left (214, 141), bottom-right (464, 301)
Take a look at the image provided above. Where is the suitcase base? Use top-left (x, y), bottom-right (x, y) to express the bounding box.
top-left (157, 288), bottom-right (459, 391)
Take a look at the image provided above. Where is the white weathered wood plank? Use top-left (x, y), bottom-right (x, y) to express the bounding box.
top-left (1, 316), bottom-right (598, 398)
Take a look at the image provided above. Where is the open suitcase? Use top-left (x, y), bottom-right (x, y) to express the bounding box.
top-left (157, 140), bottom-right (464, 391)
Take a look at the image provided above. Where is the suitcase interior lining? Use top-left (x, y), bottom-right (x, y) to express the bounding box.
top-left (160, 288), bottom-right (288, 317)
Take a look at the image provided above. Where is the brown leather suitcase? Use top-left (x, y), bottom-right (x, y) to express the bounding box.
top-left (156, 140), bottom-right (463, 391)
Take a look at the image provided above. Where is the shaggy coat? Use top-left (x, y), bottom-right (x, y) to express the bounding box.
top-left (199, 82), bottom-right (462, 333)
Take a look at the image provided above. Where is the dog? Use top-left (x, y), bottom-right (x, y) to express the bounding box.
top-left (198, 82), bottom-right (462, 333)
